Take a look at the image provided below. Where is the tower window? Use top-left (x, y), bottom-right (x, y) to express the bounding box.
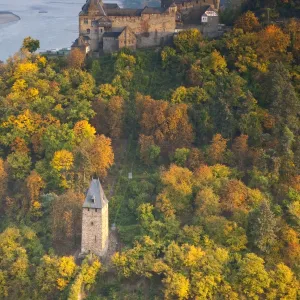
top-left (88, 208), bottom-right (90, 211)
top-left (84, 18), bottom-right (88, 24)
top-left (95, 209), bottom-right (98, 212)
top-left (91, 222), bottom-right (94, 225)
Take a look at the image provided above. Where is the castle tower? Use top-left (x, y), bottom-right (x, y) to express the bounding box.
top-left (81, 178), bottom-right (109, 257)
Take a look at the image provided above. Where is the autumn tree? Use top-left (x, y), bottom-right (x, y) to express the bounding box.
top-left (68, 255), bottom-right (101, 299)
top-left (208, 134), bottom-right (228, 164)
top-left (0, 158), bottom-right (8, 205)
top-left (139, 134), bottom-right (161, 165)
top-left (35, 255), bottom-right (77, 298)
top-left (267, 263), bottom-right (299, 299)
top-left (68, 48), bottom-right (86, 69)
top-left (203, 50), bottom-right (227, 73)
top-left (51, 190), bottom-right (84, 249)
top-left (22, 36), bottom-right (40, 53)
top-left (73, 120), bottom-right (96, 145)
top-left (220, 179), bottom-right (248, 212)
top-left (26, 171), bottom-right (45, 214)
top-left (234, 11), bottom-right (260, 32)
top-left (236, 253), bottom-right (270, 299)
top-left (87, 134), bottom-right (114, 178)
top-left (136, 94), bottom-right (194, 151)
top-left (257, 25), bottom-right (290, 62)
top-left (173, 29), bottom-right (202, 53)
top-left (0, 228), bottom-right (30, 299)
top-left (158, 164), bottom-right (193, 213)
top-left (195, 187), bottom-right (220, 217)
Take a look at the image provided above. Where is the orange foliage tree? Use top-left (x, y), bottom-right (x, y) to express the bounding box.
top-left (257, 25), bottom-right (290, 61)
top-left (26, 170), bottom-right (45, 211)
top-left (51, 190), bottom-right (84, 249)
top-left (234, 11), bottom-right (260, 33)
top-left (220, 180), bottom-right (248, 213)
top-left (208, 134), bottom-right (228, 164)
top-left (136, 94), bottom-right (194, 151)
top-left (88, 134), bottom-right (114, 178)
top-left (68, 48), bottom-right (86, 69)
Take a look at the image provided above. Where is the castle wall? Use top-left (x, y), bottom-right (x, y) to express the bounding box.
top-left (109, 12), bottom-right (176, 48)
top-left (81, 205), bottom-right (109, 256)
top-left (103, 37), bottom-right (119, 53)
top-left (119, 27), bottom-right (137, 50)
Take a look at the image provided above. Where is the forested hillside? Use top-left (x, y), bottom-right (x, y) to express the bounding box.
top-left (0, 10), bottom-right (300, 299)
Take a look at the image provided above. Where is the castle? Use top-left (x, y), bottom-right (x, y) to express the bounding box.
top-left (81, 178), bottom-right (109, 256)
top-left (72, 0), bottom-right (220, 54)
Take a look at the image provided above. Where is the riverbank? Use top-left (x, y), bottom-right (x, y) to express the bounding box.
top-left (0, 11), bottom-right (20, 25)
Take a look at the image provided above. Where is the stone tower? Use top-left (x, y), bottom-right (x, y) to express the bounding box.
top-left (81, 178), bottom-right (109, 257)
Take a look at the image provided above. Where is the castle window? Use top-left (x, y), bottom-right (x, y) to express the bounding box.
top-left (84, 18), bottom-right (88, 24)
top-left (91, 222), bottom-right (94, 225)
top-left (87, 28), bottom-right (90, 34)
top-left (88, 208), bottom-right (90, 211)
top-left (95, 209), bottom-right (98, 212)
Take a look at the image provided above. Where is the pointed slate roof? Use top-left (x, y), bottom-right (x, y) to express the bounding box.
top-left (83, 178), bottom-right (108, 209)
top-left (81, 0), bottom-right (106, 16)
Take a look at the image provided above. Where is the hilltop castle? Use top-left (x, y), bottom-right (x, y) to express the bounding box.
top-left (72, 0), bottom-right (220, 54)
top-left (81, 178), bottom-right (109, 256)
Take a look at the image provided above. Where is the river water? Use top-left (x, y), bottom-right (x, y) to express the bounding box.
top-left (0, 0), bottom-right (122, 61)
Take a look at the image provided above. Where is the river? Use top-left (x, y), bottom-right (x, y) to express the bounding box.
top-left (0, 0), bottom-right (122, 61)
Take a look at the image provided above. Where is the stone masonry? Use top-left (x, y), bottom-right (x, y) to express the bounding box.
top-left (81, 178), bottom-right (109, 257)
top-left (72, 0), bottom-right (221, 54)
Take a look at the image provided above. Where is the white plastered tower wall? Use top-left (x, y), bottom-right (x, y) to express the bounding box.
top-left (81, 178), bottom-right (109, 257)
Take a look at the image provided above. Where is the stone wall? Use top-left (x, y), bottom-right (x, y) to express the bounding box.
top-left (119, 27), bottom-right (137, 50)
top-left (109, 11), bottom-right (176, 48)
top-left (103, 37), bottom-right (119, 53)
top-left (81, 204), bottom-right (109, 256)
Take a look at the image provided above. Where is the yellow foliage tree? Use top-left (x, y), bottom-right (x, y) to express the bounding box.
top-left (51, 150), bottom-right (74, 172)
top-left (73, 120), bottom-right (96, 144)
top-left (161, 164), bottom-right (193, 197)
top-left (0, 158), bottom-right (8, 201)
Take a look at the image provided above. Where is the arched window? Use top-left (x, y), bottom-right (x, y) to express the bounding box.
top-left (87, 28), bottom-right (90, 34)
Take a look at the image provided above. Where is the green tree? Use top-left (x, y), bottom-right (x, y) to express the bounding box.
top-left (248, 200), bottom-right (277, 253)
top-left (7, 151), bottom-right (32, 180)
top-left (22, 36), bottom-right (40, 53)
